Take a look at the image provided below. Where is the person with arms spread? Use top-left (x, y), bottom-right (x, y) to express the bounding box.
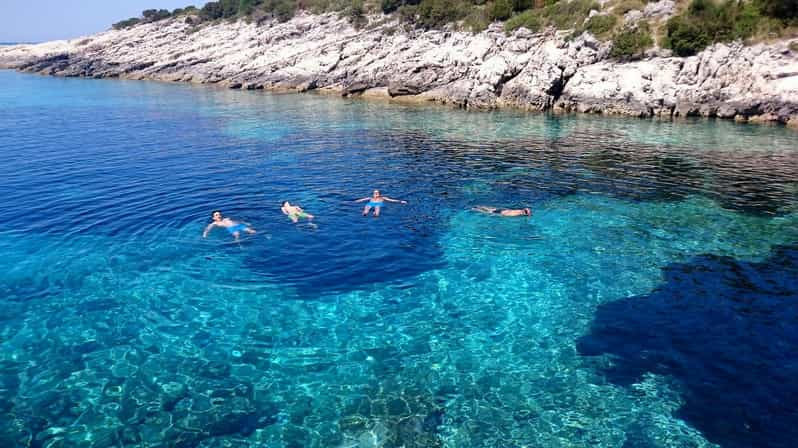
top-left (355, 190), bottom-right (407, 217)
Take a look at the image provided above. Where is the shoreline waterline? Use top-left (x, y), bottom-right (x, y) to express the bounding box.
top-left (4, 66), bottom-right (796, 131)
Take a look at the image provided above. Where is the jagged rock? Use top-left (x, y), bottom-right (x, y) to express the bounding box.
top-left (644, 0), bottom-right (676, 19)
top-left (0, 11), bottom-right (796, 126)
top-left (624, 10), bottom-right (644, 25)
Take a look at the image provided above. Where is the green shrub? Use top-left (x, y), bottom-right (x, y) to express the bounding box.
top-left (664, 16), bottom-right (709, 56)
top-left (504, 9), bottom-right (543, 32)
top-left (610, 23), bottom-right (653, 58)
top-left (512, 0), bottom-right (534, 12)
top-left (462, 7), bottom-right (491, 32)
top-left (173, 6), bottom-right (198, 15)
top-left (415, 0), bottom-right (466, 28)
top-left (544, 0), bottom-right (600, 29)
top-left (112, 18), bottom-right (141, 30)
top-left (241, 0), bottom-right (261, 15)
top-left (490, 0), bottom-right (514, 21)
top-left (382, 0), bottom-right (403, 13)
top-left (663, 0), bottom-right (785, 56)
top-left (733, 2), bottom-right (762, 37)
top-left (397, 4), bottom-right (419, 22)
top-left (272, 0), bottom-right (298, 21)
top-left (346, 0), bottom-right (368, 28)
top-left (754, 0), bottom-right (798, 20)
top-left (585, 13), bottom-right (617, 38)
top-left (382, 0), bottom-right (422, 14)
top-left (142, 9), bottom-right (172, 22)
top-left (200, 2), bottom-right (225, 19)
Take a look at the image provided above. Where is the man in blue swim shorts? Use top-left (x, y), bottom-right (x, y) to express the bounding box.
top-left (203, 210), bottom-right (256, 241)
top-left (355, 190), bottom-right (407, 217)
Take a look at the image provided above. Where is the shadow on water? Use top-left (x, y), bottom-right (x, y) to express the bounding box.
top-left (577, 245), bottom-right (798, 448)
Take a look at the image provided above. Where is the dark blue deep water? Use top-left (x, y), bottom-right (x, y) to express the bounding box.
top-left (1, 69), bottom-right (797, 447)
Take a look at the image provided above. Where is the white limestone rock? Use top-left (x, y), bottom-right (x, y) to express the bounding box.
top-left (0, 12), bottom-right (795, 124)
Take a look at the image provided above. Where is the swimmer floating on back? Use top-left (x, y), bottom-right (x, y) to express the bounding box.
top-left (472, 206), bottom-right (531, 217)
top-left (355, 190), bottom-right (407, 217)
top-left (203, 210), bottom-right (256, 240)
top-left (281, 201), bottom-right (315, 223)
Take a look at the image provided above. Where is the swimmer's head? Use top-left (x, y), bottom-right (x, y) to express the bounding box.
top-left (281, 201), bottom-right (290, 207)
top-left (212, 210), bottom-right (223, 221)
top-left (373, 190), bottom-right (381, 197)
top-left (523, 208), bottom-right (531, 216)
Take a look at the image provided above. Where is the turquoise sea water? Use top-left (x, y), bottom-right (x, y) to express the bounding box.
top-left (1, 69), bottom-right (797, 448)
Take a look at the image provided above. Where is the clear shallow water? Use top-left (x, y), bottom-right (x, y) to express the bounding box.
top-left (1, 69), bottom-right (797, 447)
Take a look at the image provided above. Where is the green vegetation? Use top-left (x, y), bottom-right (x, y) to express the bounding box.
top-left (610, 22), bottom-right (653, 58)
top-left (462, 7), bottom-right (491, 32)
top-left (110, 0), bottom-right (796, 60)
top-left (346, 0), bottom-right (368, 27)
top-left (112, 18), bottom-right (141, 30)
top-left (505, 9), bottom-right (543, 32)
top-left (490, 0), bottom-right (515, 21)
top-left (664, 0), bottom-right (798, 56)
top-left (584, 13), bottom-right (617, 38)
top-left (791, 40), bottom-right (798, 52)
top-left (503, 0), bottom-right (598, 32)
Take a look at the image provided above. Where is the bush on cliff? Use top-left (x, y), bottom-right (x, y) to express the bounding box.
top-left (545, 0), bottom-right (599, 28)
top-left (664, 15), bottom-right (709, 56)
top-left (142, 9), bottom-right (172, 22)
top-left (112, 8), bottom-right (171, 30)
top-left (504, 9), bottom-right (543, 32)
top-left (382, 0), bottom-right (422, 14)
top-left (346, 0), bottom-right (368, 28)
top-left (755, 0), bottom-right (798, 21)
top-left (112, 18), bottom-right (141, 30)
top-left (503, 0), bottom-right (597, 33)
top-left (462, 7), bottom-right (492, 32)
top-left (200, 2), bottom-right (225, 19)
top-left (584, 13), bottom-right (617, 39)
top-left (415, 0), bottom-right (468, 28)
top-left (610, 22), bottom-right (653, 59)
top-left (664, 0), bottom-right (794, 57)
top-left (490, 0), bottom-right (515, 21)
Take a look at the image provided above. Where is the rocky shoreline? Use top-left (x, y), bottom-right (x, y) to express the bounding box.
top-left (2, 12), bottom-right (797, 127)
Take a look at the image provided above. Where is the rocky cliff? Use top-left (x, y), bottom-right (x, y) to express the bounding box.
top-left (2, 12), bottom-right (797, 126)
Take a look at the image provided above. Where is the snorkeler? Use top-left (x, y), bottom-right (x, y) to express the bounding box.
top-left (355, 190), bottom-right (407, 217)
top-left (203, 210), bottom-right (256, 240)
top-left (472, 206), bottom-right (531, 217)
top-left (281, 201), bottom-right (315, 223)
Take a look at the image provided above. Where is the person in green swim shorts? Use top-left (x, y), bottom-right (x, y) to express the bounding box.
top-left (281, 201), bottom-right (315, 223)
top-left (203, 210), bottom-right (256, 241)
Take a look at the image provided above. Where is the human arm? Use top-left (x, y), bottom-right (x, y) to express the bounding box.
top-left (383, 197), bottom-right (407, 204)
top-left (354, 197), bottom-right (371, 203)
top-left (202, 222), bottom-right (216, 238)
